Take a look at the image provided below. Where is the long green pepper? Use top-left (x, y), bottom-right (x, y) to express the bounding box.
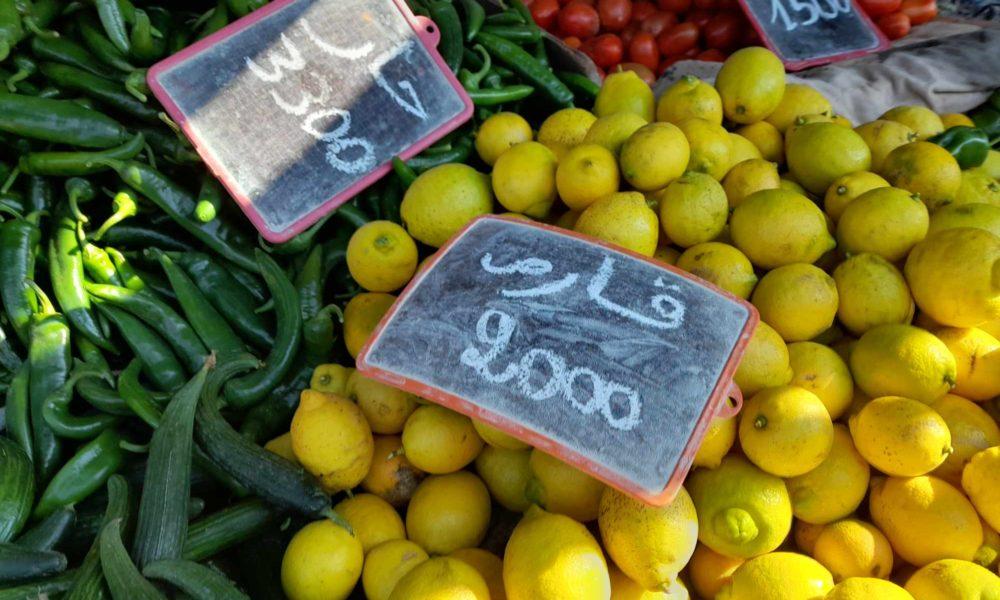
top-left (27, 281), bottom-right (71, 483)
top-left (0, 211), bottom-right (40, 345)
top-left (96, 302), bottom-right (186, 391)
top-left (34, 428), bottom-right (125, 519)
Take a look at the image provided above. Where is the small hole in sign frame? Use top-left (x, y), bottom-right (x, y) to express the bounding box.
top-left (426, 25), bottom-right (435, 34)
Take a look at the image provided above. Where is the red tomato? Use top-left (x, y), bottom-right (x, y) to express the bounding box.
top-left (627, 31), bottom-right (660, 70)
top-left (877, 10), bottom-right (911, 37)
top-left (697, 48), bottom-right (727, 61)
top-left (716, 0), bottom-right (739, 10)
top-left (693, 0), bottom-right (717, 10)
top-left (559, 3), bottom-right (601, 37)
top-left (640, 11), bottom-right (678, 36)
top-left (531, 0), bottom-right (561, 30)
top-left (558, 0), bottom-right (576, 4)
top-left (591, 33), bottom-right (625, 67)
top-left (598, 0), bottom-right (633, 30)
top-left (900, 0), bottom-right (936, 24)
top-left (631, 1), bottom-right (658, 21)
top-left (703, 11), bottom-right (742, 49)
top-left (657, 22), bottom-right (700, 55)
top-left (621, 21), bottom-right (640, 44)
top-left (572, 0), bottom-right (596, 4)
top-left (563, 35), bottom-right (583, 48)
top-left (685, 9), bottom-right (713, 27)
top-left (618, 62), bottom-right (657, 85)
top-left (683, 44), bottom-right (701, 57)
top-left (658, 0), bottom-right (692, 12)
top-left (741, 23), bottom-right (761, 44)
top-left (858, 0), bottom-right (902, 15)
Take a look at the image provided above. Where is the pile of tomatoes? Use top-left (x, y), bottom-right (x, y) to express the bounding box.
top-left (526, 0), bottom-right (760, 79)
top-left (859, 0), bottom-right (937, 41)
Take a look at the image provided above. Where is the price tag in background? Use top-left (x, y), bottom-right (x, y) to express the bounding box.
top-left (357, 217), bottom-right (758, 506)
top-left (739, 0), bottom-right (889, 70)
top-left (147, 0), bottom-right (472, 243)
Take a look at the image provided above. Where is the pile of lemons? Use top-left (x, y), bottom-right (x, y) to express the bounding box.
top-left (275, 46), bottom-right (1000, 600)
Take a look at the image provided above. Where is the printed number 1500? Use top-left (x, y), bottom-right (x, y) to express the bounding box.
top-left (771, 0), bottom-right (851, 30)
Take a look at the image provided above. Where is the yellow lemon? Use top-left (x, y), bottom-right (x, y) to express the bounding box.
top-left (739, 385), bottom-right (834, 477)
top-left (734, 321), bottom-right (793, 396)
top-left (956, 169), bottom-right (1000, 207)
top-left (813, 519), bottom-right (894, 581)
top-left (717, 552), bottom-right (833, 600)
top-left (837, 186), bottom-right (929, 262)
top-left (290, 390), bottom-right (373, 493)
top-left (935, 327), bottom-right (1000, 401)
top-left (584, 112), bottom-right (649, 157)
top-left (687, 456), bottom-right (792, 559)
top-left (472, 420), bottom-right (528, 450)
top-left (905, 559), bottom-right (1000, 600)
top-left (407, 472), bottom-right (491, 554)
top-left (964, 447), bottom-right (1000, 533)
top-left (850, 394), bottom-right (948, 478)
top-left (786, 425), bottom-right (870, 525)
top-left (850, 324), bottom-right (957, 404)
top-left (765, 84), bottom-right (833, 133)
top-left (778, 177), bottom-right (806, 194)
top-left (882, 141), bottom-right (962, 212)
top-left (264, 431), bottom-right (297, 463)
top-left (722, 158), bottom-right (781, 208)
top-left (737, 121), bottom-right (784, 165)
top-left (538, 108), bottom-right (597, 160)
top-left (595, 70), bottom-right (655, 122)
top-left (940, 112), bottom-right (975, 128)
top-left (347, 371), bottom-right (417, 435)
top-left (475, 112), bottom-right (533, 166)
top-left (503, 507), bottom-right (611, 600)
top-left (727, 133), bottom-right (763, 169)
top-left (554, 209), bottom-right (580, 230)
top-left (788, 342), bottom-right (853, 420)
top-left (598, 485), bottom-right (698, 589)
top-left (826, 577), bottom-right (912, 600)
top-left (654, 245), bottom-right (681, 265)
top-left (656, 75), bottom-right (723, 126)
top-left (824, 171), bottom-right (890, 222)
top-left (282, 520), bottom-right (363, 600)
top-left (855, 119), bottom-right (918, 173)
top-left (492, 141), bottom-right (558, 218)
top-left (527, 448), bottom-right (605, 522)
top-left (401, 405), bottom-right (483, 474)
top-left (751, 263), bottom-right (839, 342)
top-left (795, 520), bottom-right (827, 554)
top-left (475, 445), bottom-right (532, 512)
top-left (833, 254), bottom-right (914, 336)
top-left (881, 105), bottom-right (945, 140)
top-left (977, 519), bottom-right (1000, 570)
top-left (401, 164), bottom-right (493, 247)
top-left (389, 557), bottom-right (490, 600)
top-left (575, 191), bottom-right (659, 256)
top-left (929, 203), bottom-right (1000, 238)
top-left (619, 122), bottom-right (690, 191)
top-left (450, 548), bottom-right (506, 600)
top-left (688, 543), bottom-right (744, 599)
top-left (786, 122), bottom-right (872, 195)
top-left (904, 228), bottom-right (1000, 327)
top-left (362, 435), bottom-right (424, 507)
top-left (609, 565), bottom-right (678, 599)
top-left (677, 118), bottom-right (732, 180)
top-left (310, 364), bottom-right (353, 395)
top-left (343, 292), bottom-right (395, 358)
top-left (931, 394), bottom-right (1000, 486)
top-left (730, 189), bottom-right (835, 269)
top-left (555, 143), bottom-right (620, 211)
top-left (363, 540), bottom-right (429, 600)
top-left (714, 47), bottom-right (786, 125)
top-left (332, 493), bottom-right (405, 554)
top-left (657, 171), bottom-right (728, 247)
top-left (871, 475), bottom-right (984, 566)
top-left (676, 242), bottom-right (758, 299)
top-left (983, 150), bottom-right (1000, 179)
top-left (693, 411), bottom-right (737, 469)
top-left (346, 220), bottom-right (418, 292)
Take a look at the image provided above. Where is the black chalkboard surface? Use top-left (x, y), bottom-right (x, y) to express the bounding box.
top-left (149, 0), bottom-right (471, 242)
top-left (358, 217), bottom-right (758, 505)
top-left (738, 0), bottom-right (888, 69)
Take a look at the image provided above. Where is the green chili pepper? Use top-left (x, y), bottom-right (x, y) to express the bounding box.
top-left (5, 55), bottom-right (37, 93)
top-left (100, 223), bottom-right (195, 252)
top-left (427, 1), bottom-right (462, 73)
top-left (27, 281), bottom-right (71, 483)
top-left (124, 68), bottom-right (148, 102)
top-left (193, 174), bottom-right (223, 223)
top-left (42, 360), bottom-right (119, 440)
top-left (970, 106), bottom-right (1000, 146)
top-left (480, 24), bottom-right (541, 43)
top-left (0, 211), bottom-right (40, 345)
top-left (117, 358), bottom-right (162, 427)
top-left (239, 359), bottom-right (311, 443)
top-left (476, 32), bottom-right (573, 106)
top-left (19, 132), bottom-right (145, 177)
top-left (0, 0), bottom-right (24, 63)
top-left (0, 93), bottom-right (130, 148)
top-left (226, 0), bottom-right (265, 17)
top-left (467, 84), bottom-right (534, 106)
top-left (25, 174), bottom-right (52, 214)
top-left (0, 191), bottom-right (23, 216)
top-left (5, 362), bottom-right (31, 461)
top-left (457, 0), bottom-right (485, 41)
top-left (484, 11), bottom-right (525, 26)
top-left (379, 174), bottom-right (403, 224)
top-left (96, 302), bottom-right (186, 391)
top-left (94, 0), bottom-right (130, 54)
top-left (30, 35), bottom-right (121, 80)
top-left (482, 70), bottom-right (502, 89)
top-left (39, 62), bottom-right (160, 122)
top-left (65, 177), bottom-right (95, 223)
top-left (391, 156), bottom-right (418, 188)
top-left (295, 244), bottom-right (325, 321)
top-left (197, 0), bottom-right (229, 40)
top-left (928, 126), bottom-right (990, 169)
top-left (17, 0), bottom-right (60, 39)
top-left (82, 242), bottom-right (125, 287)
top-left (458, 44), bottom-right (490, 91)
top-left (407, 135), bottom-right (473, 171)
top-left (556, 70), bottom-right (600, 103)
top-left (129, 7), bottom-right (156, 62)
top-left (303, 305), bottom-right (342, 366)
top-left (76, 14), bottom-right (135, 73)
top-left (34, 428), bottom-right (124, 519)
top-left (133, 125), bottom-right (199, 164)
top-left (73, 336), bottom-right (135, 416)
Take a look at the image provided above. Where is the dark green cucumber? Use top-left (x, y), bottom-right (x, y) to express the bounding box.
top-left (143, 559), bottom-right (249, 600)
top-left (0, 543), bottom-right (67, 583)
top-left (65, 474), bottom-right (131, 600)
top-left (98, 519), bottom-right (166, 600)
top-left (0, 438), bottom-right (33, 543)
top-left (0, 569), bottom-right (77, 600)
top-left (182, 499), bottom-right (276, 562)
top-left (13, 506), bottom-right (75, 551)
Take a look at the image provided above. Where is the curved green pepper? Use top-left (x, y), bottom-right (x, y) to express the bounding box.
top-left (33, 428), bottom-right (125, 519)
top-left (929, 126), bottom-right (990, 169)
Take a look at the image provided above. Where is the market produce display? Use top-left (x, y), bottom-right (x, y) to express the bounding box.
top-left (0, 0), bottom-right (999, 599)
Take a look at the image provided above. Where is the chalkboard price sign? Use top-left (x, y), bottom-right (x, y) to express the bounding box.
top-left (358, 217), bottom-right (758, 505)
top-left (148, 0), bottom-right (472, 242)
top-left (738, 0), bottom-right (888, 70)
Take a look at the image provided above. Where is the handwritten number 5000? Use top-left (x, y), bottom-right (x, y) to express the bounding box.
top-left (771, 0), bottom-right (851, 31)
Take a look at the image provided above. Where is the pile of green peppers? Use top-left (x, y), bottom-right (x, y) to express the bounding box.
top-left (930, 88), bottom-right (1000, 169)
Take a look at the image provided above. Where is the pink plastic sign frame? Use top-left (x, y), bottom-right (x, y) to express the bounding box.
top-left (147, 0), bottom-right (474, 243)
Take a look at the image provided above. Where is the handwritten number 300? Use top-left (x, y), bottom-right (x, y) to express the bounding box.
top-left (771, 0), bottom-right (851, 31)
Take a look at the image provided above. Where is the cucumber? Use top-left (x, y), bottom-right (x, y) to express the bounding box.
top-left (182, 499), bottom-right (276, 562)
top-left (143, 559), bottom-right (249, 600)
top-left (133, 361), bottom-right (211, 569)
top-left (13, 506), bottom-right (75, 551)
top-left (0, 569), bottom-right (77, 600)
top-left (98, 519), bottom-right (166, 600)
top-left (0, 543), bottom-right (67, 583)
top-left (66, 474), bottom-right (132, 600)
top-left (0, 438), bottom-right (33, 543)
